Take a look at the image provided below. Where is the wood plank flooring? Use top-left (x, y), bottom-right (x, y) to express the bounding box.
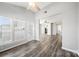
top-left (0, 35), bottom-right (78, 57)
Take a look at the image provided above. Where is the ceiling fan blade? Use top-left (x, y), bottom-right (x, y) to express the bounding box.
top-left (27, 2), bottom-right (40, 12)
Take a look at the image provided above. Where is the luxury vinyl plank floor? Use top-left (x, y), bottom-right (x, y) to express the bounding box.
top-left (0, 35), bottom-right (78, 57)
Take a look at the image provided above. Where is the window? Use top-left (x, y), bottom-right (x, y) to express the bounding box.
top-left (0, 16), bottom-right (11, 44)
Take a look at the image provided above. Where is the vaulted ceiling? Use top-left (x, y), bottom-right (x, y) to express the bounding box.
top-left (5, 2), bottom-right (52, 11)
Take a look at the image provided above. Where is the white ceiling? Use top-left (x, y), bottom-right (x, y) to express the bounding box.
top-left (6, 2), bottom-right (52, 10)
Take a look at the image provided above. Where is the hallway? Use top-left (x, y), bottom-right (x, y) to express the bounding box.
top-left (0, 35), bottom-right (78, 57)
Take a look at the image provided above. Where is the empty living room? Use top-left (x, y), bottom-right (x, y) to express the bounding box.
top-left (0, 0), bottom-right (79, 58)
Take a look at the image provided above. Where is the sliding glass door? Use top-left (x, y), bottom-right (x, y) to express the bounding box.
top-left (0, 16), bottom-right (12, 44)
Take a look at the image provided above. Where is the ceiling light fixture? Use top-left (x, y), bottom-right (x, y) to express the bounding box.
top-left (27, 2), bottom-right (40, 12)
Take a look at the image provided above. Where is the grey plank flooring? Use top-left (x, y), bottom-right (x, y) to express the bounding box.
top-left (0, 35), bottom-right (78, 57)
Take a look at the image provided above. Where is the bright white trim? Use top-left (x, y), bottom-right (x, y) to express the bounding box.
top-left (62, 47), bottom-right (79, 56)
top-left (0, 39), bottom-right (32, 52)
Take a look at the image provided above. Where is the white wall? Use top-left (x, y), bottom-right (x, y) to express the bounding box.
top-left (0, 2), bottom-right (35, 52)
top-left (52, 23), bottom-right (57, 35)
top-left (35, 19), bottom-right (40, 40)
top-left (47, 23), bottom-right (51, 35)
top-left (35, 2), bottom-right (78, 52)
top-left (77, 3), bottom-right (79, 52)
top-left (62, 3), bottom-right (78, 51)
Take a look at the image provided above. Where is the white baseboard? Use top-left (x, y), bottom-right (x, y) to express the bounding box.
top-left (0, 39), bottom-right (31, 53)
top-left (62, 47), bottom-right (79, 56)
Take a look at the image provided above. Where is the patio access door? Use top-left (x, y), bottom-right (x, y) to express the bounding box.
top-left (0, 17), bottom-right (12, 44)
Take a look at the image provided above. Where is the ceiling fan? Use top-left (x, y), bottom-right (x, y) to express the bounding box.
top-left (27, 2), bottom-right (40, 12)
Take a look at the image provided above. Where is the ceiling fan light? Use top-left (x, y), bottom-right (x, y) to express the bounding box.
top-left (29, 2), bottom-right (35, 6)
top-left (27, 2), bottom-right (40, 12)
top-left (27, 2), bottom-right (35, 9)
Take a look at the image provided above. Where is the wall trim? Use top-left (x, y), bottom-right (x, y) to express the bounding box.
top-left (0, 39), bottom-right (32, 53)
top-left (62, 47), bottom-right (79, 56)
